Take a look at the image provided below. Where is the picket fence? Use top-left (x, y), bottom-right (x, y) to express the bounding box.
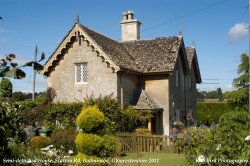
top-left (116, 132), bottom-right (178, 153)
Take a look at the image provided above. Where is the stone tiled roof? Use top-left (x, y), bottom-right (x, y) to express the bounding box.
top-left (80, 25), bottom-right (182, 73)
top-left (80, 25), bottom-right (139, 71)
top-left (122, 37), bottom-right (181, 73)
top-left (186, 47), bottom-right (202, 83)
top-left (186, 47), bottom-right (195, 69)
top-left (133, 90), bottom-right (162, 110)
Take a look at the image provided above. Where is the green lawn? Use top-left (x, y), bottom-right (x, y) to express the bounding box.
top-left (116, 152), bottom-right (188, 166)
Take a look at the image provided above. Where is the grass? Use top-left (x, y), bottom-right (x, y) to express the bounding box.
top-left (116, 152), bottom-right (188, 166)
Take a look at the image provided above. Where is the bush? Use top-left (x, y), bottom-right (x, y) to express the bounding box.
top-left (75, 132), bottom-right (104, 156)
top-left (196, 102), bottom-right (234, 126)
top-left (19, 100), bottom-right (38, 110)
top-left (134, 128), bottom-right (152, 136)
top-left (50, 129), bottom-right (77, 152)
top-left (76, 106), bottom-right (105, 133)
top-left (101, 135), bottom-right (122, 157)
top-left (120, 106), bottom-right (152, 132)
top-left (0, 78), bottom-right (12, 97)
top-left (178, 111), bottom-right (250, 165)
top-left (20, 104), bottom-right (46, 126)
top-left (45, 102), bottom-right (83, 129)
top-left (83, 95), bottom-right (119, 134)
top-left (29, 136), bottom-right (52, 150)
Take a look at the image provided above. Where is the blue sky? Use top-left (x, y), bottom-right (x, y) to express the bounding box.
top-left (0, 0), bottom-right (248, 93)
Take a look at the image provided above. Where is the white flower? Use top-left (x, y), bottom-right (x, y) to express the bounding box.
top-left (216, 144), bottom-right (221, 150)
top-left (41, 146), bottom-right (50, 151)
top-left (48, 145), bottom-right (54, 148)
top-left (27, 159), bottom-right (32, 163)
top-left (68, 150), bottom-right (74, 154)
top-left (196, 155), bottom-right (205, 163)
top-left (245, 135), bottom-right (250, 141)
top-left (64, 155), bottom-right (70, 158)
top-left (47, 150), bottom-right (56, 157)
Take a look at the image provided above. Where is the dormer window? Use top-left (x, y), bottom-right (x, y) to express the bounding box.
top-left (75, 63), bottom-right (88, 84)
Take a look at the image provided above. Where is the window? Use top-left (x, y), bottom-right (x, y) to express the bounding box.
top-left (175, 70), bottom-right (179, 87)
top-left (75, 63), bottom-right (88, 84)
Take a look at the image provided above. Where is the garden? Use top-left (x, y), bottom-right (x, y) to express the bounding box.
top-left (0, 53), bottom-right (249, 165)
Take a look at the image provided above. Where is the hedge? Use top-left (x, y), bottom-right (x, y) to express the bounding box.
top-left (196, 102), bottom-right (234, 126)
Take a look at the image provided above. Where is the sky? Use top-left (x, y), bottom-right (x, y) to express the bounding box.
top-left (0, 0), bottom-right (248, 93)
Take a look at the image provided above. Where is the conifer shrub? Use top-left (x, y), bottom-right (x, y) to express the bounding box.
top-left (76, 106), bottom-right (105, 133)
top-left (75, 132), bottom-right (104, 156)
top-left (101, 135), bottom-right (122, 157)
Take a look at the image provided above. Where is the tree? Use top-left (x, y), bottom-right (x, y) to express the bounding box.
top-left (227, 53), bottom-right (249, 111)
top-left (205, 91), bottom-right (218, 99)
top-left (0, 78), bottom-right (12, 97)
top-left (0, 53), bottom-right (45, 79)
top-left (12, 91), bottom-right (26, 101)
top-left (217, 87), bottom-right (223, 101)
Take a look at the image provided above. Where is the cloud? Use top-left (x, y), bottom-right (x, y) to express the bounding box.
top-left (228, 23), bottom-right (248, 42)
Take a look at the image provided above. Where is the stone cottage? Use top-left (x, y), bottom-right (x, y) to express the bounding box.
top-left (42, 11), bottom-right (201, 135)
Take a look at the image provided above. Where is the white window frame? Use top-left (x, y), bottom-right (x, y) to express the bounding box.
top-left (75, 63), bottom-right (88, 84)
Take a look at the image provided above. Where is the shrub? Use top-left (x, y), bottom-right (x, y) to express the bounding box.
top-left (20, 104), bottom-right (46, 126)
top-left (75, 132), bottom-right (104, 156)
top-left (178, 111), bottom-right (250, 165)
top-left (119, 106), bottom-right (152, 132)
top-left (83, 95), bottom-right (119, 134)
top-left (101, 135), bottom-right (122, 157)
top-left (0, 78), bottom-right (12, 97)
top-left (29, 136), bottom-right (52, 150)
top-left (19, 100), bottom-right (38, 110)
top-left (0, 98), bottom-right (25, 162)
top-left (45, 102), bottom-right (83, 129)
top-left (50, 129), bottom-right (77, 152)
top-left (76, 106), bottom-right (105, 133)
top-left (196, 102), bottom-right (234, 126)
top-left (134, 128), bottom-right (152, 136)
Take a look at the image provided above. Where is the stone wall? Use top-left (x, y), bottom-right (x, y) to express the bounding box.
top-left (169, 55), bottom-right (186, 128)
top-left (47, 41), bottom-right (117, 102)
top-left (138, 75), bottom-right (169, 135)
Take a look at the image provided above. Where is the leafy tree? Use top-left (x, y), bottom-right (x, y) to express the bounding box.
top-left (205, 91), bottom-right (218, 99)
top-left (0, 52), bottom-right (45, 79)
top-left (12, 91), bottom-right (26, 101)
top-left (0, 78), bottom-right (13, 97)
top-left (227, 53), bottom-right (249, 111)
top-left (217, 87), bottom-right (223, 101)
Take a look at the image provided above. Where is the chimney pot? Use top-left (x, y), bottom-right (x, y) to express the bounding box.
top-left (120, 10), bottom-right (141, 41)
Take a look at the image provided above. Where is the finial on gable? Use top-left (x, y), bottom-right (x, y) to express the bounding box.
top-left (191, 41), bottom-right (196, 48)
top-left (179, 26), bottom-right (183, 36)
top-left (76, 14), bottom-right (79, 24)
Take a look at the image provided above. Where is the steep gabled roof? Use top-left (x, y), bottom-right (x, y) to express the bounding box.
top-left (42, 23), bottom-right (192, 76)
top-left (133, 90), bottom-right (162, 110)
top-left (186, 47), bottom-right (202, 83)
top-left (79, 25), bottom-right (139, 72)
top-left (122, 37), bottom-right (182, 73)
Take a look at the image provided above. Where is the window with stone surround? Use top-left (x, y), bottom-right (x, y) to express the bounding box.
top-left (75, 63), bottom-right (88, 84)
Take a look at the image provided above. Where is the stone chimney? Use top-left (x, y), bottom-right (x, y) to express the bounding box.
top-left (120, 10), bottom-right (141, 41)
